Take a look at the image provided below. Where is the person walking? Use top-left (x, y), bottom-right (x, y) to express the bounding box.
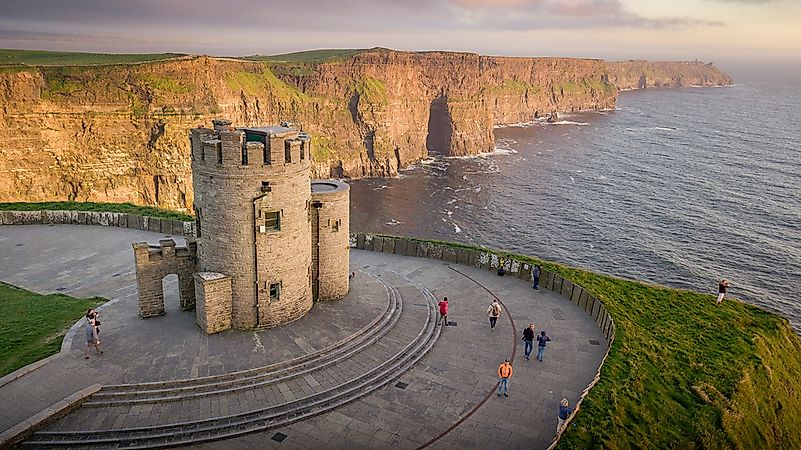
top-left (438, 297), bottom-right (449, 326)
top-left (532, 265), bottom-right (542, 290)
top-left (522, 323), bottom-right (536, 360)
top-left (497, 359), bottom-right (513, 397)
top-left (84, 315), bottom-right (102, 359)
top-left (486, 300), bottom-right (502, 331)
top-left (536, 330), bottom-right (551, 361)
top-left (557, 398), bottom-right (574, 433)
top-left (716, 279), bottom-right (730, 304)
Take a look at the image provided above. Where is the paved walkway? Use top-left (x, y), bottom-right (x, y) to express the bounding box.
top-left (0, 225), bottom-right (606, 449)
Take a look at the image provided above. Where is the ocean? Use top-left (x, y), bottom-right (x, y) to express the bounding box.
top-left (349, 63), bottom-right (801, 330)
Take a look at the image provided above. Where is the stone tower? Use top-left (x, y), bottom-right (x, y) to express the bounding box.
top-left (134, 119), bottom-right (349, 333)
top-left (190, 120), bottom-right (314, 329)
top-left (310, 180), bottom-right (350, 301)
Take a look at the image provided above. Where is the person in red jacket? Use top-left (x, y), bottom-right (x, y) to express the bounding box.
top-left (438, 297), bottom-right (449, 326)
top-left (497, 359), bottom-right (513, 397)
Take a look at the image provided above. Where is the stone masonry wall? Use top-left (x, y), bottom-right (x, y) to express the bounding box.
top-left (194, 272), bottom-right (233, 334)
top-left (191, 122), bottom-right (312, 329)
top-left (0, 210), bottom-right (193, 236)
top-left (311, 180), bottom-right (350, 301)
top-left (132, 239), bottom-right (197, 318)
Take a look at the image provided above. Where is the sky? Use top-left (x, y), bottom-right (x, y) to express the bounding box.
top-left (0, 0), bottom-right (799, 63)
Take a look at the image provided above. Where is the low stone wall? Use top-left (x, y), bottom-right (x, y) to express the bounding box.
top-left (350, 232), bottom-right (615, 446)
top-left (0, 210), bottom-right (195, 237)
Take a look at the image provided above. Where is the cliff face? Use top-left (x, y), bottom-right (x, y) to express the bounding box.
top-left (606, 60), bottom-right (732, 90)
top-left (0, 50), bottom-right (730, 211)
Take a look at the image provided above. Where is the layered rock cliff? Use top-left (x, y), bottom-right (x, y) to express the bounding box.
top-left (0, 49), bottom-right (730, 211)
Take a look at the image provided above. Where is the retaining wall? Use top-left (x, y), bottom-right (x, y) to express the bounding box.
top-left (0, 210), bottom-right (194, 237)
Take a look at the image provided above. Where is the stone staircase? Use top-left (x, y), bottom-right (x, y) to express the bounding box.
top-left (24, 271), bottom-right (441, 448)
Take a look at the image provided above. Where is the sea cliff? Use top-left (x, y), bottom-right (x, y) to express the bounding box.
top-left (0, 49), bottom-right (731, 211)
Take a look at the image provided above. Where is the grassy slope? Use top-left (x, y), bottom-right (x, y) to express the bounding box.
top-left (380, 236), bottom-right (801, 449)
top-left (0, 202), bottom-right (193, 222)
top-left (244, 48), bottom-right (367, 63)
top-left (0, 282), bottom-right (104, 376)
top-left (0, 49), bottom-right (186, 66)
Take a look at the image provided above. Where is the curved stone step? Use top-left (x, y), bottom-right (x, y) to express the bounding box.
top-left (25, 272), bottom-right (441, 448)
top-left (83, 274), bottom-right (403, 407)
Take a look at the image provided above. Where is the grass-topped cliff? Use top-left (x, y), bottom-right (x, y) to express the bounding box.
top-left (369, 236), bottom-right (801, 449)
top-left (0, 48), bottom-right (730, 213)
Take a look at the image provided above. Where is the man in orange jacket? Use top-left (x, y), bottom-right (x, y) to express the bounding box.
top-left (497, 359), bottom-right (513, 397)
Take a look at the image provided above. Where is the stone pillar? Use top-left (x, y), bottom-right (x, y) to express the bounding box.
top-left (133, 242), bottom-right (166, 318)
top-left (194, 272), bottom-right (233, 334)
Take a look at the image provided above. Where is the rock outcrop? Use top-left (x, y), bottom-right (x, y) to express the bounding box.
top-left (0, 49), bottom-right (730, 211)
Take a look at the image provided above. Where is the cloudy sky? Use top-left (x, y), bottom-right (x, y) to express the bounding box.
top-left (0, 0), bottom-right (798, 62)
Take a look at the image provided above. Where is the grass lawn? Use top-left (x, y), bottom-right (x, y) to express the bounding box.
top-left (0, 49), bottom-right (186, 66)
top-left (379, 235), bottom-right (801, 448)
top-left (0, 201), bottom-right (193, 222)
top-left (0, 282), bottom-right (105, 377)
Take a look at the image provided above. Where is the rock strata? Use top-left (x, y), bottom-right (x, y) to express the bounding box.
top-left (0, 49), bottom-right (731, 211)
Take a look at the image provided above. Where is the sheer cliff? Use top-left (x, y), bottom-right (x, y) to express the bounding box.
top-left (0, 49), bottom-right (731, 211)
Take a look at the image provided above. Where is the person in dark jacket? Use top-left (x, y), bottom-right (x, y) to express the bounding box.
top-left (557, 398), bottom-right (574, 433)
top-left (716, 279), bottom-right (730, 304)
top-left (536, 330), bottom-right (551, 361)
top-left (522, 323), bottom-right (536, 360)
top-left (532, 265), bottom-right (542, 289)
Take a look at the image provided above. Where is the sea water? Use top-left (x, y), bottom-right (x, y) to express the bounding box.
top-left (350, 63), bottom-right (801, 330)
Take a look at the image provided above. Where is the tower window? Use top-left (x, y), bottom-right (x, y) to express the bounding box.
top-left (331, 219), bottom-right (341, 232)
top-left (263, 211), bottom-right (280, 231)
top-left (300, 142), bottom-right (305, 160)
top-left (269, 282), bottom-right (281, 300)
top-left (261, 181), bottom-right (271, 193)
top-left (284, 141), bottom-right (292, 163)
top-left (241, 146), bottom-right (248, 165)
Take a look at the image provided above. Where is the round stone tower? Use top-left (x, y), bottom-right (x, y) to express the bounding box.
top-left (190, 119), bottom-right (313, 329)
top-left (310, 180), bottom-right (350, 301)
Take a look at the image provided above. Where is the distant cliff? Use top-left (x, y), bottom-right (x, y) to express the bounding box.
top-left (607, 60), bottom-right (732, 90)
top-left (0, 49), bottom-right (731, 211)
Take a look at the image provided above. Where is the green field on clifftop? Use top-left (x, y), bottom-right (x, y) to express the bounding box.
top-left (0, 49), bottom-right (186, 66)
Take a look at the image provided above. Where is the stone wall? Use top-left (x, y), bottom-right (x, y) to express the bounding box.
top-left (311, 180), bottom-right (350, 301)
top-left (0, 210), bottom-right (194, 236)
top-left (132, 239), bottom-right (197, 318)
top-left (349, 232), bottom-right (615, 343)
top-left (191, 122), bottom-right (312, 329)
top-left (194, 272), bottom-right (233, 334)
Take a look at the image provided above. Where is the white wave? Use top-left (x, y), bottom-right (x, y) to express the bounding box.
top-left (494, 121), bottom-right (537, 129)
top-left (654, 126), bottom-right (678, 131)
top-left (372, 185), bottom-right (389, 191)
top-left (550, 120), bottom-right (589, 126)
top-left (446, 198), bottom-right (458, 205)
top-left (385, 219), bottom-right (405, 226)
top-left (453, 223), bottom-right (462, 233)
top-left (474, 186), bottom-right (482, 193)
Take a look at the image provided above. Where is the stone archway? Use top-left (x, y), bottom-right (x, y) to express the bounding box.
top-left (132, 239), bottom-right (197, 318)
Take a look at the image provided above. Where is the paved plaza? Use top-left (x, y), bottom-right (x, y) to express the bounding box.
top-left (0, 225), bottom-right (606, 449)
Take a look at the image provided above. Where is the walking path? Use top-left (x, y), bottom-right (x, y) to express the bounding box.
top-left (0, 225), bottom-right (606, 449)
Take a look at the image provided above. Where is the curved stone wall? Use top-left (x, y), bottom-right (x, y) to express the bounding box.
top-left (0, 210), bottom-right (193, 236)
top-left (311, 180), bottom-right (350, 301)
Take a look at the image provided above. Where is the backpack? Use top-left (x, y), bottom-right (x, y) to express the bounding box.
top-left (491, 303), bottom-right (500, 316)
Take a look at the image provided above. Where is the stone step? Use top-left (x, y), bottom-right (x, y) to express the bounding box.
top-left (25, 272), bottom-right (441, 448)
top-left (83, 274), bottom-right (403, 407)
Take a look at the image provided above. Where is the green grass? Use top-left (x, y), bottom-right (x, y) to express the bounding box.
top-left (224, 64), bottom-right (310, 102)
top-left (245, 49), bottom-right (367, 63)
top-left (369, 234), bottom-right (801, 448)
top-left (0, 202), bottom-right (193, 221)
top-left (349, 76), bottom-right (388, 105)
top-left (138, 73), bottom-right (193, 94)
top-left (0, 49), bottom-right (186, 66)
top-left (0, 282), bottom-right (104, 377)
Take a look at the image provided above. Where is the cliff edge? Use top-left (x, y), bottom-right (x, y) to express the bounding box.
top-left (0, 49), bottom-right (731, 211)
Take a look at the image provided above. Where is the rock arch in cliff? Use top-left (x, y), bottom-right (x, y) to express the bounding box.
top-left (425, 95), bottom-right (453, 156)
